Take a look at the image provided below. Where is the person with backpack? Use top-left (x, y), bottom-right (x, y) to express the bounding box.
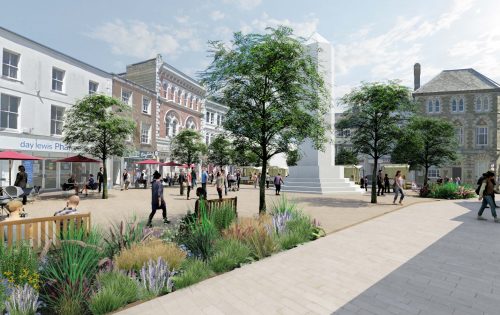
top-left (476, 172), bottom-right (498, 208)
top-left (477, 171), bottom-right (499, 222)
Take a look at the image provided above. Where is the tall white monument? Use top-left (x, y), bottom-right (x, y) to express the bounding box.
top-left (283, 33), bottom-right (362, 194)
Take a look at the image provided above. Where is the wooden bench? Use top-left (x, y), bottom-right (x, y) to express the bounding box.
top-left (0, 213), bottom-right (91, 249)
top-left (196, 197), bottom-right (238, 219)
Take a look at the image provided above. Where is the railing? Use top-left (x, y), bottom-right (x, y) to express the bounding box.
top-left (0, 213), bottom-right (91, 249)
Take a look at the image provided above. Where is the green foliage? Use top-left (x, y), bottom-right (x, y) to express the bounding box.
top-left (278, 217), bottom-right (314, 250)
top-left (0, 243), bottom-right (39, 290)
top-left (201, 26), bottom-right (330, 213)
top-left (424, 183), bottom-right (476, 200)
top-left (207, 134), bottom-right (233, 167)
top-left (170, 129), bottom-right (207, 165)
top-left (41, 228), bottom-right (104, 315)
top-left (208, 239), bottom-right (251, 273)
top-left (182, 204), bottom-right (219, 261)
top-left (0, 278), bottom-right (10, 313)
top-left (103, 216), bottom-right (149, 259)
top-left (245, 227), bottom-right (278, 260)
top-left (392, 116), bottom-right (458, 187)
top-left (63, 94), bottom-right (135, 199)
top-left (335, 147), bottom-right (358, 165)
top-left (337, 81), bottom-right (414, 203)
top-left (172, 259), bottom-right (214, 290)
top-left (286, 149), bottom-right (301, 167)
top-left (231, 141), bottom-right (260, 166)
top-left (89, 272), bottom-right (140, 315)
top-left (208, 204), bottom-right (237, 232)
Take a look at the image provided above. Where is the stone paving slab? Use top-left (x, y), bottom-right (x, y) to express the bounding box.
top-left (116, 199), bottom-right (493, 314)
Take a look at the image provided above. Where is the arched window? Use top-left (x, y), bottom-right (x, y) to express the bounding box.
top-left (458, 98), bottom-right (464, 112)
top-left (175, 89), bottom-right (180, 104)
top-left (427, 99), bottom-right (433, 113)
top-left (451, 99), bottom-right (457, 112)
top-left (434, 99), bottom-right (440, 112)
top-left (186, 116), bottom-right (197, 130)
top-left (168, 86), bottom-right (174, 100)
top-left (165, 111), bottom-right (180, 137)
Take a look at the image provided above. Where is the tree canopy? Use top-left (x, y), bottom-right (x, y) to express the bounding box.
top-left (392, 116), bottom-right (458, 186)
top-left (63, 94), bottom-right (135, 199)
top-left (207, 134), bottom-right (233, 167)
top-left (170, 129), bottom-right (207, 166)
top-left (337, 81), bottom-right (414, 203)
top-left (201, 26), bottom-right (330, 213)
top-left (335, 147), bottom-right (358, 165)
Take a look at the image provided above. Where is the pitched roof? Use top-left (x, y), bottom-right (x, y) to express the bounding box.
top-left (414, 68), bottom-right (500, 94)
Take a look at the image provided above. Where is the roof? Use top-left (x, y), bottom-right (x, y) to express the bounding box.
top-left (414, 68), bottom-right (500, 94)
top-left (162, 63), bottom-right (204, 90)
top-left (0, 26), bottom-right (111, 77)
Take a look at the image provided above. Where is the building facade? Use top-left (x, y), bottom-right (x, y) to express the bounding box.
top-left (413, 67), bottom-right (500, 184)
top-left (111, 76), bottom-right (157, 178)
top-left (203, 99), bottom-right (228, 145)
top-left (0, 27), bottom-right (113, 189)
top-left (122, 55), bottom-right (204, 162)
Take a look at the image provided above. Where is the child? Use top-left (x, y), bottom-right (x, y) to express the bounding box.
top-left (3, 200), bottom-right (28, 243)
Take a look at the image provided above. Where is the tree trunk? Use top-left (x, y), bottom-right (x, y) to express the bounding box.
top-left (371, 159), bottom-right (378, 203)
top-left (102, 157), bottom-right (108, 199)
top-left (424, 166), bottom-right (429, 187)
top-left (259, 160), bottom-right (267, 214)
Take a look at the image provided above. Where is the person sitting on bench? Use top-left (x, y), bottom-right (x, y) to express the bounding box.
top-left (3, 200), bottom-right (29, 243)
top-left (80, 174), bottom-right (96, 197)
top-left (62, 174), bottom-right (79, 195)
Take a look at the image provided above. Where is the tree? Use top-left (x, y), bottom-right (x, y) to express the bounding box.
top-left (335, 147), bottom-right (358, 165)
top-left (392, 116), bottom-right (458, 187)
top-left (63, 94), bottom-right (135, 199)
top-left (207, 134), bottom-right (233, 168)
top-left (336, 81), bottom-right (414, 203)
top-left (286, 149), bottom-right (301, 167)
top-left (201, 26), bottom-right (330, 213)
top-left (170, 129), bottom-right (207, 166)
top-left (231, 141), bottom-right (260, 167)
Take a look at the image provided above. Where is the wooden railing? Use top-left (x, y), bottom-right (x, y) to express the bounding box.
top-left (0, 213), bottom-right (91, 249)
top-left (196, 197), bottom-right (238, 219)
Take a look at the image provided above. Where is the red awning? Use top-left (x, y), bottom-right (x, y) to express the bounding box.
top-left (55, 154), bottom-right (100, 163)
top-left (162, 161), bottom-right (182, 166)
top-left (0, 151), bottom-right (42, 160)
top-left (137, 159), bottom-right (161, 165)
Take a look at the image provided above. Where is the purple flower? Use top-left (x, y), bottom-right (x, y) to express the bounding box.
top-left (5, 283), bottom-right (41, 315)
top-left (139, 257), bottom-right (172, 296)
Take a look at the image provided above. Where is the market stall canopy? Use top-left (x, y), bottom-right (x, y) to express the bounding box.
top-left (54, 154), bottom-right (100, 163)
top-left (0, 151), bottom-right (43, 185)
top-left (162, 161), bottom-right (182, 166)
top-left (137, 159), bottom-right (161, 165)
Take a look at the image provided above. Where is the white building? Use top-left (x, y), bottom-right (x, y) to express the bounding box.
top-left (0, 27), bottom-right (112, 189)
top-left (203, 99), bottom-right (228, 145)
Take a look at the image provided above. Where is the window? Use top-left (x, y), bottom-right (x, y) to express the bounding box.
top-left (451, 97), bottom-right (464, 113)
top-left (0, 93), bottom-right (20, 129)
top-left (434, 99), bottom-right (440, 112)
top-left (2, 50), bottom-right (19, 79)
top-left (206, 111), bottom-right (210, 122)
top-left (186, 117), bottom-right (196, 130)
top-left (475, 95), bottom-right (490, 112)
top-left (451, 99), bottom-right (457, 112)
top-left (427, 100), bottom-right (433, 113)
top-left (121, 90), bottom-right (132, 105)
top-left (175, 90), bottom-right (180, 103)
top-left (206, 133), bottom-right (210, 145)
top-left (216, 114), bottom-right (221, 126)
top-left (458, 98), bottom-right (464, 112)
top-left (428, 169), bottom-right (440, 178)
top-left (88, 81), bottom-right (98, 94)
top-left (51, 105), bottom-right (65, 135)
top-left (142, 97), bottom-right (151, 114)
top-left (52, 68), bottom-right (64, 92)
top-left (210, 112), bottom-right (214, 124)
top-left (166, 112), bottom-right (179, 137)
top-left (476, 127), bottom-right (488, 145)
top-left (456, 127), bottom-right (464, 145)
top-left (141, 124), bottom-right (151, 144)
top-left (168, 86), bottom-right (174, 100)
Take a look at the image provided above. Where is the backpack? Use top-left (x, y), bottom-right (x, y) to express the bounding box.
top-left (475, 177), bottom-right (484, 195)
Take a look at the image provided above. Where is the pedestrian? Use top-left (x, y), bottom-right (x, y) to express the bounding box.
top-left (266, 173), bottom-right (270, 189)
top-left (363, 176), bottom-right (368, 191)
top-left (377, 170), bottom-right (385, 196)
top-left (201, 167), bottom-right (208, 195)
top-left (274, 173), bottom-right (284, 195)
top-left (146, 172), bottom-right (170, 227)
top-left (194, 187), bottom-right (208, 218)
top-left (477, 171), bottom-right (499, 222)
top-left (236, 170), bottom-right (241, 189)
top-left (216, 171), bottom-right (224, 199)
top-left (186, 170), bottom-right (192, 200)
top-left (384, 174), bottom-right (390, 193)
top-left (221, 170), bottom-right (228, 196)
top-left (392, 170), bottom-right (405, 205)
top-left (253, 173), bottom-right (258, 188)
top-left (178, 171), bottom-right (186, 196)
top-left (121, 169), bottom-right (131, 190)
top-left (191, 167), bottom-right (197, 188)
top-left (97, 167), bottom-right (104, 193)
top-left (360, 176), bottom-right (365, 189)
top-left (14, 165), bottom-right (28, 205)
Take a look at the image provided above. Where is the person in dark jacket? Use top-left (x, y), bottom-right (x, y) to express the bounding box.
top-left (178, 171), bottom-right (186, 196)
top-left (147, 172), bottom-right (170, 227)
top-left (477, 171), bottom-right (499, 222)
top-left (377, 170), bottom-right (385, 196)
top-left (14, 165), bottom-right (28, 205)
top-left (97, 167), bottom-right (104, 193)
top-left (384, 174), bottom-right (390, 193)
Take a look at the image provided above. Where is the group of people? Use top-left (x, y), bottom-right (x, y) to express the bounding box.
top-left (359, 170), bottom-right (405, 205)
top-left (62, 170), bottom-right (101, 197)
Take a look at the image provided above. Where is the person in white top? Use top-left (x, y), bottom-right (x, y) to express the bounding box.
top-left (393, 170), bottom-right (405, 205)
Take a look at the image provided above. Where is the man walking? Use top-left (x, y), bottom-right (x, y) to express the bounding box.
top-left (201, 167), bottom-right (208, 195)
top-left (178, 171), bottom-right (186, 196)
top-left (377, 170), bottom-right (385, 196)
top-left (97, 167), bottom-right (104, 193)
top-left (384, 174), bottom-right (390, 193)
top-left (477, 171), bottom-right (499, 222)
top-left (147, 172), bottom-right (170, 227)
top-left (274, 173), bottom-right (284, 195)
top-left (236, 170), bottom-right (241, 190)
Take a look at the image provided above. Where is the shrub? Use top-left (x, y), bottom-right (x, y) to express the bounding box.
top-left (88, 272), bottom-right (140, 315)
top-left (209, 239), bottom-right (251, 273)
top-left (182, 206), bottom-right (220, 261)
top-left (0, 277), bottom-right (12, 314)
top-left (114, 239), bottom-right (186, 272)
top-left (208, 203), bottom-right (237, 232)
top-left (425, 183), bottom-right (476, 199)
top-left (0, 243), bottom-right (39, 290)
top-left (41, 227), bottom-right (104, 315)
top-left (222, 217), bottom-right (260, 241)
top-left (103, 216), bottom-right (151, 258)
top-left (270, 195), bottom-right (300, 216)
top-left (5, 284), bottom-right (41, 315)
top-left (245, 228), bottom-right (278, 260)
top-left (172, 259), bottom-right (214, 290)
top-left (139, 257), bottom-right (173, 297)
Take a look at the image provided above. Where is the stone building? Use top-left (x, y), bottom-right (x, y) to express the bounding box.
top-left (111, 76), bottom-right (157, 171)
top-left (204, 99), bottom-right (228, 145)
top-left (413, 65), bottom-right (500, 184)
top-left (121, 55), bottom-right (204, 162)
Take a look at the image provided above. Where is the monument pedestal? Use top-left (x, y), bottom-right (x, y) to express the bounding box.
top-left (283, 166), bottom-right (362, 194)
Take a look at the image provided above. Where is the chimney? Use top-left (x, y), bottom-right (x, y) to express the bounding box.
top-left (414, 63), bottom-right (421, 91)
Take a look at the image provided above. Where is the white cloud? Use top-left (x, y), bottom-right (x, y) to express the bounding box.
top-left (241, 12), bottom-right (319, 38)
top-left (175, 15), bottom-right (190, 24)
top-left (223, 0), bottom-right (262, 10)
top-left (210, 10), bottom-right (225, 21)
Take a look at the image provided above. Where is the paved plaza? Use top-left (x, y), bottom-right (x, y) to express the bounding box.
top-left (115, 199), bottom-right (500, 315)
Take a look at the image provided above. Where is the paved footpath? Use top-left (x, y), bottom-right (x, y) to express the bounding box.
top-left (117, 199), bottom-right (500, 315)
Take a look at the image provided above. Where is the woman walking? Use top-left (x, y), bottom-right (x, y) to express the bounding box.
top-left (393, 170), bottom-right (405, 205)
top-left (14, 165), bottom-right (28, 205)
top-left (215, 171), bottom-right (224, 199)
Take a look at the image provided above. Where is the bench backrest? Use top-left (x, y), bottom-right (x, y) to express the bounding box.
top-left (0, 213), bottom-right (91, 249)
top-left (206, 197), bottom-right (238, 216)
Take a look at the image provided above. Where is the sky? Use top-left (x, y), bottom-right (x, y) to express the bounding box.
top-left (3, 0), bottom-right (500, 110)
